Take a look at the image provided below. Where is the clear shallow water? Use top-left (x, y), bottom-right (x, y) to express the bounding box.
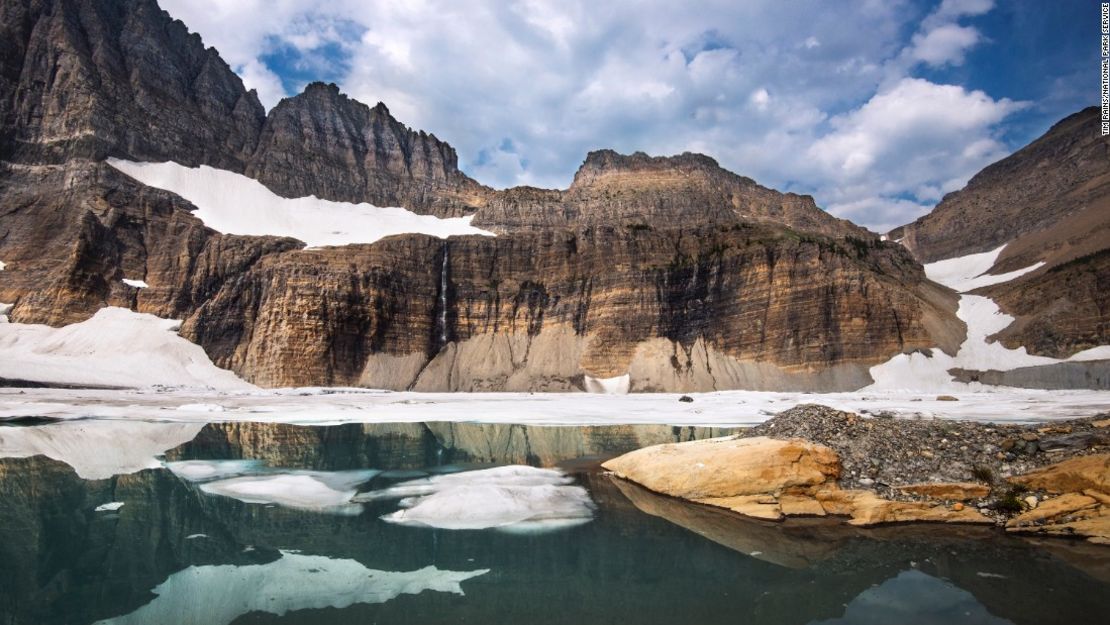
top-left (0, 420), bottom-right (1107, 625)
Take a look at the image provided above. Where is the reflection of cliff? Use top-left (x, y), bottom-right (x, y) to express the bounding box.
top-left (0, 456), bottom-right (264, 625)
top-left (165, 421), bottom-right (739, 469)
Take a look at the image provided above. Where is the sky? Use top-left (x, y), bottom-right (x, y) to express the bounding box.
top-left (159, 0), bottom-right (1099, 233)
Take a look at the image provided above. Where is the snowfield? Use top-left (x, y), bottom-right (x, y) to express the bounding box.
top-left (106, 159), bottom-right (495, 247)
top-left (0, 307), bottom-right (252, 390)
top-left (865, 244), bottom-right (1103, 392)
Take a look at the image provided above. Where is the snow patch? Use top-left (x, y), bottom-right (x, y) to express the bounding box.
top-left (923, 244), bottom-right (1044, 292)
top-left (107, 159), bottom-right (496, 247)
top-left (95, 501), bottom-right (125, 512)
top-left (0, 307), bottom-right (252, 390)
top-left (0, 302), bottom-right (11, 323)
top-left (1068, 346), bottom-right (1110, 362)
top-left (0, 420), bottom-right (204, 479)
top-left (122, 279), bottom-right (148, 289)
top-left (361, 465), bottom-right (595, 531)
top-left (867, 244), bottom-right (1097, 392)
top-left (93, 550), bottom-right (489, 625)
top-left (0, 260), bottom-right (6, 270)
top-left (199, 469), bottom-right (379, 515)
top-left (584, 373), bottom-right (630, 394)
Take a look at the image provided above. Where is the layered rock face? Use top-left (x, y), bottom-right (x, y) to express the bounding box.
top-left (473, 150), bottom-right (868, 239)
top-left (246, 83), bottom-right (489, 217)
top-left (182, 225), bottom-right (956, 389)
top-left (0, 0), bottom-right (965, 391)
top-left (0, 0), bottom-right (264, 169)
top-left (891, 107), bottom-right (1110, 359)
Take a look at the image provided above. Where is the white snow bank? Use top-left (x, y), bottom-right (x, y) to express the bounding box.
top-left (0, 307), bottom-right (252, 390)
top-left (122, 279), bottom-right (148, 289)
top-left (95, 501), bottom-right (125, 512)
top-left (867, 244), bottom-right (1099, 392)
top-left (107, 159), bottom-right (496, 247)
top-left (923, 244), bottom-right (1044, 292)
top-left (361, 465), bottom-right (595, 531)
top-left (0, 420), bottom-right (204, 479)
top-left (584, 373), bottom-right (630, 395)
top-left (1068, 346), bottom-right (1110, 362)
top-left (199, 469), bottom-right (379, 515)
top-left (93, 550), bottom-right (489, 625)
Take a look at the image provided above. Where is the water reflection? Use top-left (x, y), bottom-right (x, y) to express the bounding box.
top-left (0, 420), bottom-right (1107, 625)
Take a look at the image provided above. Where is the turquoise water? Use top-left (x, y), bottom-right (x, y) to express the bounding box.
top-left (0, 421), bottom-right (1107, 625)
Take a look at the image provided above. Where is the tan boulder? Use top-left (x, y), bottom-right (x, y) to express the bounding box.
top-left (898, 482), bottom-right (991, 501)
top-left (1006, 493), bottom-right (1099, 527)
top-left (696, 495), bottom-right (783, 521)
top-left (1006, 506), bottom-right (1110, 543)
top-left (1010, 453), bottom-right (1110, 494)
top-left (815, 489), bottom-right (993, 527)
top-left (601, 436), bottom-right (840, 499)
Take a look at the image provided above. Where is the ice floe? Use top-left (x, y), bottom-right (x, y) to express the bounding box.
top-left (107, 159), bottom-right (495, 248)
top-left (360, 465), bottom-right (595, 531)
top-left (0, 307), bottom-right (252, 390)
top-left (93, 550), bottom-right (489, 625)
top-left (198, 469), bottom-right (379, 516)
top-left (0, 419), bottom-right (204, 479)
top-left (164, 459), bottom-right (264, 482)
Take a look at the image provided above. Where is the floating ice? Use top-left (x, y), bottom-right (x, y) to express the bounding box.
top-left (0, 420), bottom-right (204, 479)
top-left (199, 469), bottom-right (379, 515)
top-left (164, 459), bottom-right (265, 482)
top-left (93, 550), bottom-right (489, 625)
top-left (107, 159), bottom-right (496, 248)
top-left (95, 501), bottom-right (125, 512)
top-left (362, 465), bottom-right (595, 531)
top-left (0, 307), bottom-right (252, 390)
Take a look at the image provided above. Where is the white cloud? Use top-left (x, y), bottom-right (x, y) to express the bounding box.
top-left (158, 0), bottom-right (1025, 232)
top-left (908, 23), bottom-right (980, 66)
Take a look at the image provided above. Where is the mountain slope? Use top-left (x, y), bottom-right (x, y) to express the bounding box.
top-left (891, 107), bottom-right (1110, 360)
top-left (0, 0), bottom-right (964, 391)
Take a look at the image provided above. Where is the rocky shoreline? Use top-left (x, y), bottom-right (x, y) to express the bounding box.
top-left (603, 404), bottom-right (1110, 544)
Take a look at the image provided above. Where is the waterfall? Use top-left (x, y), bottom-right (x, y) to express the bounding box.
top-left (438, 243), bottom-right (449, 346)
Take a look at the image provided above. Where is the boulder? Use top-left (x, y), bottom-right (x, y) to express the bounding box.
top-left (601, 436), bottom-right (841, 500)
top-left (898, 482), bottom-right (991, 501)
top-left (1009, 454), bottom-right (1110, 494)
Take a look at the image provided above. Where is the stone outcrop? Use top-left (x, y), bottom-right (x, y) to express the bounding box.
top-left (1005, 454), bottom-right (1110, 545)
top-left (604, 406), bottom-right (1110, 538)
top-left (602, 433), bottom-right (993, 526)
top-left (246, 83), bottom-right (489, 217)
top-left (0, 0), bottom-right (264, 169)
top-left (474, 150), bottom-right (869, 239)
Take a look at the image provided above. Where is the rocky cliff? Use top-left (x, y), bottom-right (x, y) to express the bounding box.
top-left (890, 107), bottom-right (1110, 359)
top-left (0, 0), bottom-right (966, 391)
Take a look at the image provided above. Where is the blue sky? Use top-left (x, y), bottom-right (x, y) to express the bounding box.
top-left (161, 0), bottom-right (1100, 232)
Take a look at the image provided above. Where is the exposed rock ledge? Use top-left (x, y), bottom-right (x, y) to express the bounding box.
top-left (603, 405), bottom-right (1110, 544)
